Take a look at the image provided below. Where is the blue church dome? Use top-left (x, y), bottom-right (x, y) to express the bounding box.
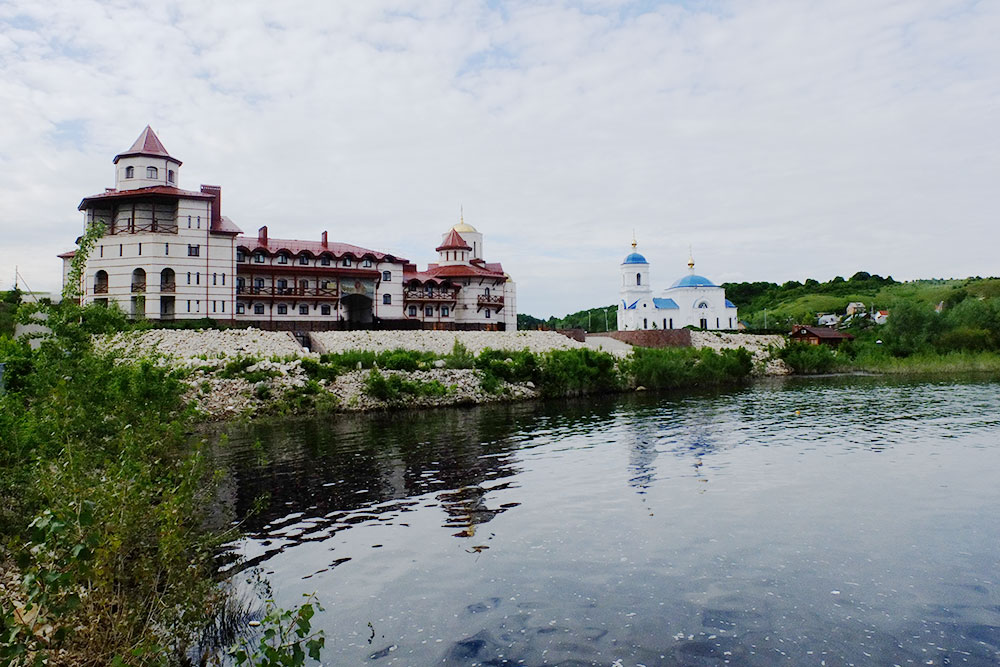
top-left (622, 252), bottom-right (648, 265)
top-left (670, 274), bottom-right (716, 288)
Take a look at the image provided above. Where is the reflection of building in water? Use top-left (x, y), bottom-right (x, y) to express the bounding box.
top-left (628, 435), bottom-right (658, 493)
top-left (438, 484), bottom-right (518, 538)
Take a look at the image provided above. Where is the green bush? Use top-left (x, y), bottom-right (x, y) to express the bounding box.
top-left (627, 346), bottom-right (754, 388)
top-left (537, 348), bottom-right (619, 396)
top-left (363, 368), bottom-right (449, 402)
top-left (779, 342), bottom-right (839, 373)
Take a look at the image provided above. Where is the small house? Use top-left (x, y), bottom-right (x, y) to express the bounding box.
top-left (789, 325), bottom-right (854, 347)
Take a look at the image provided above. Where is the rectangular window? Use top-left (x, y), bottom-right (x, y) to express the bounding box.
top-left (299, 304), bottom-right (308, 315)
top-left (254, 253), bottom-right (264, 263)
top-left (212, 273), bottom-right (217, 286)
top-left (278, 304), bottom-right (287, 314)
top-left (196, 300), bottom-right (200, 313)
top-left (408, 306), bottom-right (417, 317)
top-left (424, 306), bottom-right (433, 317)
top-left (188, 244), bottom-right (200, 257)
top-left (165, 243), bottom-right (169, 255)
top-left (212, 301), bottom-right (217, 313)
top-left (237, 303), bottom-right (245, 314)
top-left (254, 304), bottom-right (264, 315)
top-left (196, 216), bottom-right (201, 229)
top-left (119, 244), bottom-right (123, 257)
top-left (186, 300), bottom-right (191, 312)
top-left (236, 250), bottom-right (245, 262)
top-left (222, 273), bottom-right (226, 285)
top-left (278, 255), bottom-right (288, 264)
top-left (485, 309), bottom-right (491, 319)
top-left (187, 272), bottom-right (191, 285)
top-left (382, 294), bottom-right (391, 305)
top-left (321, 305), bottom-right (331, 315)
top-left (342, 258), bottom-right (351, 267)
top-left (442, 306), bottom-right (450, 317)
top-left (298, 256), bottom-right (308, 265)
top-left (382, 271), bottom-right (391, 281)
top-left (196, 272), bottom-right (200, 285)
top-left (99, 246), bottom-right (103, 258)
top-left (321, 257), bottom-right (330, 266)
top-left (138, 243), bottom-right (142, 256)
top-left (187, 216), bottom-right (191, 228)
top-left (669, 318), bottom-right (673, 329)
top-left (363, 259), bottom-right (372, 268)
top-left (221, 302), bottom-right (225, 313)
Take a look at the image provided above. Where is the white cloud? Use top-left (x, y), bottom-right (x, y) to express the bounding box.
top-left (1, 0), bottom-right (998, 315)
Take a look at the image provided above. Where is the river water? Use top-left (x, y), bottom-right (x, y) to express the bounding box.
top-left (213, 376), bottom-right (1000, 666)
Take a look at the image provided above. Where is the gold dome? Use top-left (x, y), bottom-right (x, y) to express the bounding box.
top-left (452, 208), bottom-right (477, 233)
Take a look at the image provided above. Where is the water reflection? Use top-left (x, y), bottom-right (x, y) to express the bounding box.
top-left (209, 376), bottom-right (1000, 665)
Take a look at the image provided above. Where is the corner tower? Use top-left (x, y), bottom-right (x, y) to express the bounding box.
top-left (113, 126), bottom-right (182, 191)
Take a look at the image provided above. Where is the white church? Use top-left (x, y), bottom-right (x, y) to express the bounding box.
top-left (617, 241), bottom-right (738, 331)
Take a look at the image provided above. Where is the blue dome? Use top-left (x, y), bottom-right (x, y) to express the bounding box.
top-left (622, 252), bottom-right (648, 265)
top-left (670, 274), bottom-right (716, 288)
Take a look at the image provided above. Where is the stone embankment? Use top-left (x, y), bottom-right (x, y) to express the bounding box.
top-left (689, 331), bottom-right (792, 375)
top-left (309, 330), bottom-right (585, 355)
top-left (94, 328), bottom-right (790, 419)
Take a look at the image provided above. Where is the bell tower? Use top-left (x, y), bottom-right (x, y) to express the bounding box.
top-left (617, 238), bottom-right (652, 330)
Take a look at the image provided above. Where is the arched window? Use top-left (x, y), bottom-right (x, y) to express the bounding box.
top-left (124, 166), bottom-right (134, 179)
top-left (342, 257), bottom-right (352, 267)
top-left (277, 253), bottom-right (288, 264)
top-left (636, 273), bottom-right (641, 286)
top-left (94, 270), bottom-right (109, 294)
top-left (298, 254), bottom-right (309, 265)
top-left (697, 301), bottom-right (709, 309)
top-left (146, 166), bottom-right (158, 179)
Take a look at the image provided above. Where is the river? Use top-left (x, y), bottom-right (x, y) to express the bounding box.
top-left (212, 375), bottom-right (1000, 665)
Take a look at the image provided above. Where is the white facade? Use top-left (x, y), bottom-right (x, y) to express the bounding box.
top-left (62, 127), bottom-right (517, 330)
top-left (617, 243), bottom-right (738, 331)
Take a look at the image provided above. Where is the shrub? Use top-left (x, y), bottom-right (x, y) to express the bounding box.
top-left (537, 348), bottom-right (619, 396)
top-left (779, 343), bottom-right (839, 374)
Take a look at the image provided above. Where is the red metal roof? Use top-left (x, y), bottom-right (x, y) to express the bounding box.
top-left (57, 250), bottom-right (76, 259)
top-left (237, 236), bottom-right (406, 263)
top-left (113, 126), bottom-right (180, 164)
top-left (791, 325), bottom-right (854, 340)
top-left (435, 229), bottom-right (471, 252)
top-left (78, 185), bottom-right (215, 210)
top-left (419, 262), bottom-right (506, 279)
top-left (214, 216), bottom-right (242, 235)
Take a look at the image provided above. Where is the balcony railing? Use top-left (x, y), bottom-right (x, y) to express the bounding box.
top-left (404, 289), bottom-right (459, 302)
top-left (107, 219), bottom-right (178, 235)
top-left (93, 284), bottom-right (109, 294)
top-left (160, 281), bottom-right (176, 293)
top-left (131, 281), bottom-right (146, 293)
top-left (237, 285), bottom-right (339, 299)
top-left (478, 294), bottom-right (504, 308)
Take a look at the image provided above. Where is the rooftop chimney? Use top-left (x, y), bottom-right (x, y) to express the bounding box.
top-left (258, 225), bottom-right (268, 245)
top-left (200, 185), bottom-right (222, 226)
top-left (321, 231), bottom-right (328, 247)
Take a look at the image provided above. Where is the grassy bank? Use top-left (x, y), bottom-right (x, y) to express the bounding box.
top-left (779, 341), bottom-right (1000, 375)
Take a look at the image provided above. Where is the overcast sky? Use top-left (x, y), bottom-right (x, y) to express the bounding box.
top-left (1, 0), bottom-right (997, 317)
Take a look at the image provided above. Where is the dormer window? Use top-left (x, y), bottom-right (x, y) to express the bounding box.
top-left (167, 170), bottom-right (175, 183)
top-left (278, 254), bottom-right (288, 264)
top-left (342, 257), bottom-right (352, 267)
top-left (298, 255), bottom-right (309, 265)
top-left (321, 256), bottom-right (331, 266)
top-left (363, 259), bottom-right (373, 268)
top-left (236, 250), bottom-right (246, 262)
top-left (254, 253), bottom-right (265, 263)
top-left (125, 166), bottom-right (134, 179)
top-left (147, 166), bottom-right (158, 179)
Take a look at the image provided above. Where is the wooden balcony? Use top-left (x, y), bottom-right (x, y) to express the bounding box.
top-left (94, 284), bottom-right (109, 294)
top-left (404, 289), bottom-right (459, 302)
top-left (478, 294), bottom-right (504, 309)
top-left (108, 219), bottom-right (178, 235)
top-left (237, 285), bottom-right (340, 300)
top-left (131, 281), bottom-right (146, 293)
top-left (160, 281), bottom-right (176, 293)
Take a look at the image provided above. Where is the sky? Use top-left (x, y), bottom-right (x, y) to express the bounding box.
top-left (1, 0), bottom-right (997, 317)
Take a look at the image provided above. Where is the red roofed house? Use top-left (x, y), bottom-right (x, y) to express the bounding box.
top-left (789, 325), bottom-right (854, 347)
top-left (60, 127), bottom-right (516, 330)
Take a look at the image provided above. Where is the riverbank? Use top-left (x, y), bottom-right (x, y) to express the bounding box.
top-left (95, 329), bottom-right (789, 419)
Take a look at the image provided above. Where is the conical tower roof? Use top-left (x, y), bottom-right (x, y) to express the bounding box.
top-left (113, 126), bottom-right (181, 165)
top-left (436, 228), bottom-right (472, 251)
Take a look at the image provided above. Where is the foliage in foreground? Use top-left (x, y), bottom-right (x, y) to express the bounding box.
top-left (0, 302), bottom-right (325, 665)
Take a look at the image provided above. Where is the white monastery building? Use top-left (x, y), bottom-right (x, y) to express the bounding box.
top-left (60, 127), bottom-right (516, 331)
top-left (617, 241), bottom-right (737, 331)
